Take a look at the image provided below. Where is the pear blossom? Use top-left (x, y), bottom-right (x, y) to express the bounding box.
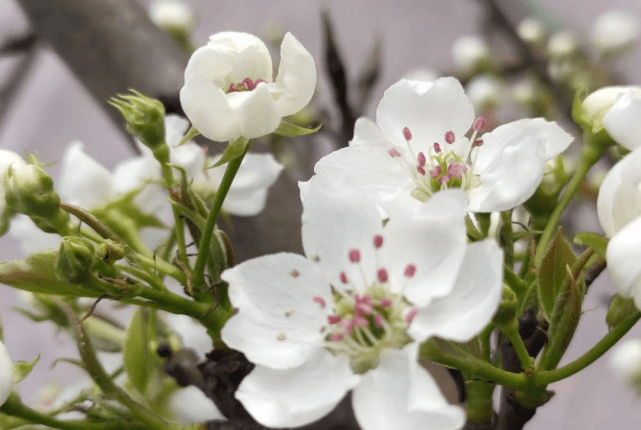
top-left (314, 77), bottom-right (573, 213)
top-left (9, 115), bottom-right (283, 254)
top-left (580, 85), bottom-right (641, 138)
top-left (180, 31), bottom-right (316, 142)
top-left (0, 340), bottom-right (13, 406)
top-left (597, 147), bottom-right (641, 309)
top-left (220, 178), bottom-right (503, 429)
top-left (0, 149), bottom-right (27, 235)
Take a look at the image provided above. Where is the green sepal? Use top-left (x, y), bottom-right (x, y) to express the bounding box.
top-left (12, 355), bottom-right (39, 384)
top-left (537, 227), bottom-right (577, 320)
top-left (574, 231), bottom-right (608, 260)
top-left (176, 125), bottom-right (200, 147)
top-left (123, 308), bottom-right (151, 395)
top-left (0, 250), bottom-right (102, 297)
top-left (272, 119), bottom-right (321, 137)
top-left (209, 137), bottom-right (250, 168)
top-left (606, 295), bottom-right (638, 329)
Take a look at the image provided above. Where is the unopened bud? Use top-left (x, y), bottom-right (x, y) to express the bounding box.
top-left (578, 86), bottom-right (641, 133)
top-left (56, 236), bottom-right (96, 285)
top-left (452, 35), bottom-right (490, 74)
top-left (610, 339), bottom-right (641, 393)
top-left (592, 10), bottom-right (639, 54)
top-left (109, 90), bottom-right (166, 152)
top-left (492, 285), bottom-right (518, 326)
top-left (0, 150), bottom-right (27, 235)
top-left (96, 239), bottom-right (126, 265)
top-left (546, 31), bottom-right (578, 59)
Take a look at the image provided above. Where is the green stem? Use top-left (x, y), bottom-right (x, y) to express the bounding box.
top-left (500, 319), bottom-right (534, 371)
top-left (192, 145), bottom-right (249, 289)
top-left (501, 211), bottom-right (514, 269)
top-left (159, 162), bottom-right (189, 270)
top-left (465, 380), bottom-right (496, 425)
top-left (128, 253), bottom-right (186, 285)
top-left (0, 394), bottom-right (149, 430)
top-left (534, 139), bottom-right (604, 267)
top-left (535, 311), bottom-right (641, 385)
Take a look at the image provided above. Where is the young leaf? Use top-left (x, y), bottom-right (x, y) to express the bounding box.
top-left (12, 355), bottom-right (39, 384)
top-left (537, 228), bottom-right (577, 320)
top-left (574, 231), bottom-right (608, 259)
top-left (123, 308), bottom-right (150, 395)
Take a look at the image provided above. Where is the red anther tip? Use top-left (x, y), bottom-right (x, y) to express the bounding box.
top-left (473, 117), bottom-right (486, 132)
top-left (377, 268), bottom-right (389, 283)
top-left (403, 127), bottom-right (412, 141)
top-left (373, 235), bottom-right (384, 248)
top-left (404, 263), bottom-right (417, 278)
top-left (417, 152), bottom-right (427, 167)
top-left (348, 249), bottom-right (361, 263)
top-left (445, 130), bottom-right (455, 144)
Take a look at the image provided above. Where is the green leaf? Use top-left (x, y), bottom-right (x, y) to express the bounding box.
top-left (123, 308), bottom-right (150, 395)
top-left (574, 231), bottom-right (608, 259)
top-left (13, 355), bottom-right (39, 384)
top-left (272, 119), bottom-right (321, 137)
top-left (209, 137), bottom-right (250, 168)
top-left (537, 228), bottom-right (577, 320)
top-left (0, 250), bottom-right (101, 297)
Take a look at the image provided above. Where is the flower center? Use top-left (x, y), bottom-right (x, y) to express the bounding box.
top-left (314, 235), bottom-right (417, 374)
top-left (389, 118), bottom-right (486, 202)
top-left (226, 77), bottom-right (267, 93)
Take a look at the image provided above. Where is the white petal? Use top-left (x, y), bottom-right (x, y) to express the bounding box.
top-left (167, 386), bottom-right (225, 424)
top-left (164, 314), bottom-right (212, 358)
top-left (230, 83), bottom-right (281, 139)
top-left (603, 91), bottom-right (641, 151)
top-left (377, 78), bottom-right (475, 150)
top-left (184, 43), bottom-right (235, 88)
top-left (409, 240), bottom-right (503, 343)
top-left (597, 147), bottom-right (641, 236)
top-left (8, 215), bottom-right (60, 255)
top-left (164, 114), bottom-right (191, 146)
top-left (170, 142), bottom-right (206, 179)
top-left (383, 190), bottom-right (468, 306)
top-left (221, 253), bottom-right (331, 369)
top-left (0, 341), bottom-right (13, 406)
top-left (468, 136), bottom-right (546, 212)
top-left (274, 32), bottom-right (317, 117)
top-left (236, 349), bottom-right (358, 428)
top-left (610, 339), bottom-right (641, 387)
top-left (208, 32), bottom-right (273, 84)
top-left (475, 118), bottom-right (573, 171)
top-left (607, 217), bottom-right (641, 308)
top-left (180, 73), bottom-right (239, 142)
top-left (58, 141), bottom-right (116, 208)
top-left (352, 345), bottom-right (465, 430)
top-left (111, 151), bottom-right (161, 194)
top-left (301, 176), bottom-right (384, 291)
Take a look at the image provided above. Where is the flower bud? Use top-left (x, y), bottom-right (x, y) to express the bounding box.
top-left (0, 341), bottom-right (13, 406)
top-left (149, 0), bottom-right (195, 36)
top-left (610, 339), bottom-right (641, 392)
top-left (55, 236), bottom-right (96, 285)
top-left (546, 30), bottom-right (577, 59)
top-left (4, 158), bottom-right (67, 231)
top-left (96, 239), bottom-right (126, 265)
top-left (517, 18), bottom-right (548, 46)
top-left (0, 150), bottom-right (27, 235)
top-left (466, 75), bottom-right (502, 111)
top-left (592, 10), bottom-right (639, 54)
top-left (109, 90), bottom-right (166, 151)
top-left (452, 35), bottom-right (490, 75)
top-left (492, 285), bottom-right (518, 326)
top-left (578, 86), bottom-right (641, 133)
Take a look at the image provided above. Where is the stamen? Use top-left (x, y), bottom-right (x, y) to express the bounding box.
top-left (448, 162), bottom-right (468, 179)
top-left (290, 269), bottom-right (300, 277)
top-left (417, 152), bottom-right (426, 167)
top-left (406, 308), bottom-right (418, 324)
top-left (377, 268), bottom-right (389, 283)
top-left (380, 296), bottom-right (392, 308)
top-left (349, 248), bottom-right (361, 263)
top-left (429, 165), bottom-right (442, 178)
top-left (313, 296), bottom-right (326, 307)
top-left (403, 127), bottom-right (413, 141)
top-left (340, 271), bottom-right (349, 283)
top-left (330, 333), bottom-right (344, 342)
top-left (388, 148), bottom-right (402, 158)
top-left (434, 142), bottom-right (441, 153)
top-left (417, 166), bottom-right (426, 176)
top-left (404, 264), bottom-right (417, 278)
top-left (375, 314), bottom-right (384, 328)
top-left (473, 117), bottom-right (486, 132)
top-left (352, 315), bottom-right (369, 327)
top-left (277, 333), bottom-right (286, 341)
top-left (328, 315), bottom-right (341, 324)
top-left (445, 130), bottom-right (455, 144)
top-left (474, 139), bottom-right (483, 147)
top-left (373, 235), bottom-right (384, 248)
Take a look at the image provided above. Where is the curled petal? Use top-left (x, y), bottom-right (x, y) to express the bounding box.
top-left (352, 345), bottom-right (464, 430)
top-left (274, 32), bottom-right (317, 117)
top-left (208, 32), bottom-right (273, 83)
top-left (236, 349), bottom-right (358, 428)
top-left (231, 83), bottom-right (281, 139)
top-left (603, 91), bottom-right (641, 151)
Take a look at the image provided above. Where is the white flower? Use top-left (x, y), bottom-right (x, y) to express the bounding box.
top-left (610, 339), bottom-right (641, 390)
top-left (602, 90), bottom-right (641, 151)
top-left (180, 31), bottom-right (316, 142)
top-left (220, 178), bottom-right (503, 429)
top-left (0, 150), bottom-right (27, 235)
top-left (597, 147), bottom-right (641, 308)
top-left (148, 0), bottom-right (195, 33)
top-left (580, 85), bottom-right (641, 137)
top-left (517, 18), bottom-right (547, 45)
top-left (451, 35), bottom-right (489, 74)
top-left (0, 340), bottom-right (13, 406)
top-left (546, 31), bottom-right (578, 58)
top-left (465, 75), bottom-right (502, 110)
top-left (314, 77), bottom-right (573, 213)
top-left (592, 10), bottom-right (639, 53)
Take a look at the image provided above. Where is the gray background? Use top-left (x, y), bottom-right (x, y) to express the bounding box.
top-left (1, 0), bottom-right (641, 428)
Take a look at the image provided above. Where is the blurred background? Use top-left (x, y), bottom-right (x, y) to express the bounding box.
top-left (1, 0), bottom-right (641, 428)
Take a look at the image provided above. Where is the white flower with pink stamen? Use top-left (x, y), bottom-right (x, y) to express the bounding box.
top-left (314, 77), bottom-right (573, 212)
top-left (180, 31), bottom-right (316, 142)
top-left (220, 177), bottom-right (503, 429)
